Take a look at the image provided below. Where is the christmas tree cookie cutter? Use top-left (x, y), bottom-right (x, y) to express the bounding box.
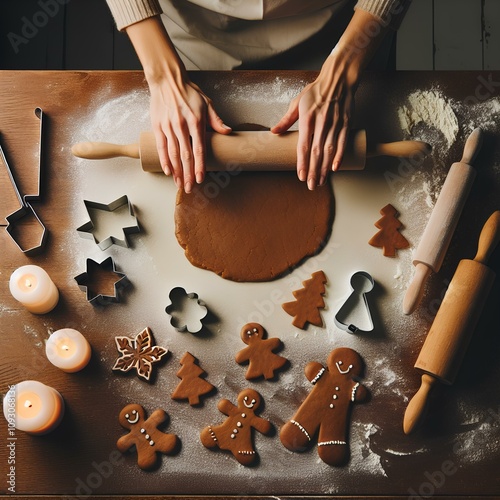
top-left (74, 256), bottom-right (130, 305)
top-left (76, 195), bottom-right (140, 250)
top-left (165, 287), bottom-right (208, 334)
top-left (334, 271), bottom-right (375, 333)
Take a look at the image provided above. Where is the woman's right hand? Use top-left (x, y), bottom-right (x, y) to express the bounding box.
top-left (148, 73), bottom-right (231, 192)
top-left (127, 16), bottom-right (231, 193)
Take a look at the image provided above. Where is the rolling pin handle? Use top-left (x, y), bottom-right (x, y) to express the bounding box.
top-left (71, 141), bottom-right (140, 160)
top-left (474, 210), bottom-right (500, 265)
top-left (367, 140), bottom-right (432, 159)
top-left (460, 127), bottom-right (483, 165)
top-left (403, 373), bottom-right (437, 435)
top-left (403, 263), bottom-right (433, 315)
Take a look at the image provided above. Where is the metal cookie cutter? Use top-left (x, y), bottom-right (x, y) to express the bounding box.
top-left (76, 195), bottom-right (140, 250)
top-left (334, 271), bottom-right (375, 333)
top-left (74, 256), bottom-right (130, 305)
top-left (165, 287), bottom-right (208, 334)
top-left (0, 107), bottom-right (46, 255)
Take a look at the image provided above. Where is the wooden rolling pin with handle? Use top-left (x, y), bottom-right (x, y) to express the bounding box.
top-left (71, 130), bottom-right (431, 172)
top-left (403, 210), bottom-right (500, 435)
top-left (403, 128), bottom-right (483, 315)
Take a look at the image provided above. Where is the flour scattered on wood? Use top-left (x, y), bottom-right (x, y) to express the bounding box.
top-left (398, 89), bottom-right (459, 153)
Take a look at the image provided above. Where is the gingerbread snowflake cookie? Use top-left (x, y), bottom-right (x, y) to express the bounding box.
top-left (112, 327), bottom-right (168, 381)
top-left (280, 347), bottom-right (369, 466)
top-left (200, 389), bottom-right (272, 465)
top-left (117, 404), bottom-right (178, 470)
top-left (235, 323), bottom-right (287, 380)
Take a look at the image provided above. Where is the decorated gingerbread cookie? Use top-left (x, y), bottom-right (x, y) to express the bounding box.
top-left (280, 347), bottom-right (368, 466)
top-left (235, 323), bottom-right (287, 380)
top-left (200, 389), bottom-right (272, 466)
top-left (112, 327), bottom-right (168, 381)
top-left (117, 404), bottom-right (178, 470)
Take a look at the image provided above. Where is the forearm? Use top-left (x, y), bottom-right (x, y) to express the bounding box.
top-left (125, 16), bottom-right (186, 86)
top-left (329, 8), bottom-right (392, 82)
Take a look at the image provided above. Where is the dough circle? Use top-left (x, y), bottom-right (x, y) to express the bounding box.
top-left (175, 172), bottom-right (334, 282)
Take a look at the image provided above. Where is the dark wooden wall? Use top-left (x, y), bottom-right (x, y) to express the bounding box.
top-left (0, 0), bottom-right (141, 70)
top-left (1, 0), bottom-right (498, 70)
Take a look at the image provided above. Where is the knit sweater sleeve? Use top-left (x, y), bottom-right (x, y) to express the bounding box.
top-left (106, 0), bottom-right (163, 31)
top-left (355, 0), bottom-right (412, 29)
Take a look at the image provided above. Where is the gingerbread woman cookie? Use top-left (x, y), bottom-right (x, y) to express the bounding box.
top-left (117, 404), bottom-right (178, 470)
top-left (235, 323), bottom-right (287, 380)
top-left (280, 347), bottom-right (368, 466)
top-left (200, 389), bottom-right (272, 466)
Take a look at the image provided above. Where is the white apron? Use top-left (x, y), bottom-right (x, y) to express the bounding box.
top-left (159, 0), bottom-right (352, 69)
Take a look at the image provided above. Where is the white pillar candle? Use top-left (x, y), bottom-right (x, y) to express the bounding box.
top-left (46, 328), bottom-right (91, 372)
top-left (9, 265), bottom-right (59, 314)
top-left (3, 381), bottom-right (65, 435)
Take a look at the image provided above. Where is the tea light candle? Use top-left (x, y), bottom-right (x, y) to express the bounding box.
top-left (9, 265), bottom-right (59, 314)
top-left (46, 328), bottom-right (91, 372)
top-left (3, 381), bottom-right (64, 434)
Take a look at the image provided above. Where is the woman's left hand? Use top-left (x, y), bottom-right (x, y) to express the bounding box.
top-left (271, 51), bottom-right (359, 190)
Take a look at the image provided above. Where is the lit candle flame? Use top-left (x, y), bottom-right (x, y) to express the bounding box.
top-left (25, 279), bottom-right (33, 288)
top-left (24, 400), bottom-right (33, 408)
top-left (62, 344), bottom-right (69, 351)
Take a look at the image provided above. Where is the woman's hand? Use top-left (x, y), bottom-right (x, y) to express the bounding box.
top-left (127, 16), bottom-right (231, 193)
top-left (271, 9), bottom-right (391, 189)
top-left (148, 75), bottom-right (231, 192)
top-left (271, 52), bottom-right (358, 189)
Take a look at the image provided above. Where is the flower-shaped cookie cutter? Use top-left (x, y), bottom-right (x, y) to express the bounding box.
top-left (334, 271), bottom-right (375, 334)
top-left (76, 195), bottom-right (140, 250)
top-left (74, 256), bottom-right (130, 305)
top-left (165, 287), bottom-right (208, 334)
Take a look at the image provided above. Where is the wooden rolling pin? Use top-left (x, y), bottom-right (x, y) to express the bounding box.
top-left (403, 128), bottom-right (483, 315)
top-left (71, 130), bottom-right (431, 172)
top-left (403, 210), bottom-right (500, 435)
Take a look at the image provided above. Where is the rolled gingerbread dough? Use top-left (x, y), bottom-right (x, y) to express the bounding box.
top-left (175, 172), bottom-right (334, 282)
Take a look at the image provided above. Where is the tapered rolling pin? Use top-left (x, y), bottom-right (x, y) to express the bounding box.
top-left (403, 210), bottom-right (500, 435)
top-left (403, 128), bottom-right (483, 315)
top-left (71, 130), bottom-right (431, 172)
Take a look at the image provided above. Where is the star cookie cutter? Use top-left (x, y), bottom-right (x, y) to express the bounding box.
top-left (76, 195), bottom-right (140, 250)
top-left (334, 271), bottom-right (375, 333)
top-left (74, 256), bottom-right (130, 305)
top-left (165, 287), bottom-right (208, 334)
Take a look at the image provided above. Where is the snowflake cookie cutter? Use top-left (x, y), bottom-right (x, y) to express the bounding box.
top-left (76, 195), bottom-right (140, 250)
top-left (165, 287), bottom-right (208, 334)
top-left (334, 271), bottom-right (375, 334)
top-left (74, 256), bottom-right (130, 305)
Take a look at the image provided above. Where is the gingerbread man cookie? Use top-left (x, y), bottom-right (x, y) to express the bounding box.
top-left (280, 347), bottom-right (368, 466)
top-left (235, 323), bottom-right (287, 380)
top-left (200, 389), bottom-right (272, 466)
top-left (117, 404), bottom-right (178, 470)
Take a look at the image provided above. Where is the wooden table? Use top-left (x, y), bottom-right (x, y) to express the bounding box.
top-left (1, 70), bottom-right (499, 499)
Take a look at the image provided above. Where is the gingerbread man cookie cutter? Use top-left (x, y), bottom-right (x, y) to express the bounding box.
top-left (334, 271), bottom-right (375, 333)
